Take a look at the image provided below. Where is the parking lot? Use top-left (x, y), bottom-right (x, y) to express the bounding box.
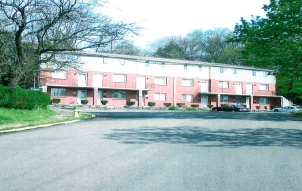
top-left (1, 111), bottom-right (302, 191)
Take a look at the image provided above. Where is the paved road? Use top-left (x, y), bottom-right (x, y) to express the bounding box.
top-left (1, 111), bottom-right (302, 191)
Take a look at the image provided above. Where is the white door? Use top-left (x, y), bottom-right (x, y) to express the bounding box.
top-left (201, 96), bottom-right (208, 108)
top-left (235, 83), bottom-right (242, 94)
top-left (78, 73), bottom-right (87, 86)
top-left (246, 97), bottom-right (250, 108)
top-left (246, 84), bottom-right (253, 95)
top-left (136, 76), bottom-right (146, 89)
top-left (97, 91), bottom-right (103, 105)
top-left (93, 74), bottom-right (103, 87)
top-left (200, 81), bottom-right (208, 92)
top-left (77, 90), bottom-right (87, 104)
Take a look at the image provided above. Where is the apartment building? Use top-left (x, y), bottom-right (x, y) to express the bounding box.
top-left (40, 51), bottom-right (282, 110)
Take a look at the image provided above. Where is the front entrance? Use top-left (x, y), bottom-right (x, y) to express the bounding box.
top-left (236, 97), bottom-right (242, 105)
top-left (97, 91), bottom-right (103, 105)
top-left (77, 90), bottom-right (87, 104)
top-left (246, 97), bottom-right (250, 108)
top-left (201, 95), bottom-right (208, 108)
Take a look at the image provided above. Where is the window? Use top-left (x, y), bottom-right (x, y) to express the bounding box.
top-left (161, 63), bottom-right (165, 68)
top-left (233, 68), bottom-right (237, 74)
top-left (52, 71), bottom-right (67, 79)
top-left (198, 65), bottom-right (202, 72)
top-left (220, 96), bottom-right (229, 103)
top-left (253, 70), bottom-right (257, 76)
top-left (259, 97), bottom-right (268, 104)
top-left (220, 67), bottom-right (224, 73)
top-left (145, 61), bottom-right (149, 67)
top-left (218, 81), bottom-right (229, 89)
top-left (103, 57), bottom-right (108, 64)
top-left (184, 64), bottom-right (187, 70)
top-left (182, 94), bottom-right (193, 102)
top-left (155, 77), bottom-right (167, 85)
top-left (263, 71), bottom-right (268, 77)
top-left (112, 91), bottom-right (126, 99)
top-left (154, 93), bottom-right (166, 101)
top-left (51, 88), bottom-right (66, 97)
top-left (181, 79), bottom-right (193, 86)
top-left (113, 74), bottom-right (126, 82)
top-left (259, 84), bottom-right (269, 91)
top-left (57, 54), bottom-right (75, 61)
top-left (119, 60), bottom-right (125, 65)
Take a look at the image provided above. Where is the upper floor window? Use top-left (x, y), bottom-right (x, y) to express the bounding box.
top-left (113, 74), bottom-right (126, 82)
top-left (218, 81), bottom-right (229, 89)
top-left (184, 64), bottom-right (187, 70)
top-left (259, 84), bottom-right (269, 91)
top-left (263, 71), bottom-right (268, 77)
top-left (51, 71), bottom-right (67, 79)
top-left (51, 88), bottom-right (66, 97)
top-left (220, 67), bottom-right (224, 73)
top-left (145, 61), bottom-right (149, 67)
top-left (103, 57), bottom-right (108, 64)
top-left (112, 91), bottom-right (126, 99)
top-left (155, 77), bottom-right (167, 85)
top-left (220, 95), bottom-right (229, 103)
top-left (259, 97), bottom-right (268, 104)
top-left (182, 94), bottom-right (193, 102)
top-left (161, 63), bottom-right (165, 68)
top-left (57, 54), bottom-right (75, 61)
top-left (154, 93), bottom-right (166, 101)
top-left (119, 60), bottom-right (125, 65)
top-left (233, 68), bottom-right (237, 74)
top-left (253, 70), bottom-right (257, 76)
top-left (198, 65), bottom-right (202, 72)
top-left (181, 79), bottom-right (193, 86)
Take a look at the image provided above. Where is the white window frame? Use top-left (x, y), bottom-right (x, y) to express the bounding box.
top-left (103, 57), bottom-right (108, 64)
top-left (233, 68), bottom-right (237, 74)
top-left (154, 77), bottom-right (167, 85)
top-left (181, 79), bottom-right (194, 86)
top-left (113, 74), bottom-right (126, 83)
top-left (112, 91), bottom-right (126, 99)
top-left (259, 84), bottom-right (269, 91)
top-left (145, 61), bottom-right (149, 67)
top-left (220, 95), bottom-right (229, 103)
top-left (198, 65), bottom-right (202, 72)
top-left (182, 94), bottom-right (194, 102)
top-left (253, 70), bottom-right (257, 76)
top-left (120, 60), bottom-right (125, 65)
top-left (51, 71), bottom-right (67, 79)
top-left (218, 81), bottom-right (229, 89)
top-left (161, 63), bottom-right (165, 68)
top-left (154, 93), bottom-right (166, 101)
top-left (263, 71), bottom-right (268, 77)
top-left (259, 97), bottom-right (268, 104)
top-left (184, 64), bottom-right (187, 70)
top-left (220, 67), bottom-right (224, 73)
top-left (51, 88), bottom-right (66, 97)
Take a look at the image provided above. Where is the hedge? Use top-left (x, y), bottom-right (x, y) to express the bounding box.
top-left (0, 85), bottom-right (51, 110)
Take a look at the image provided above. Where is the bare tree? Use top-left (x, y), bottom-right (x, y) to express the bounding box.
top-left (0, 0), bottom-right (140, 87)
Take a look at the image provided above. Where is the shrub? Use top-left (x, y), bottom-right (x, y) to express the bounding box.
top-left (0, 86), bottom-right (50, 110)
top-left (168, 105), bottom-right (178, 110)
top-left (270, 105), bottom-right (277, 110)
top-left (264, 106), bottom-right (268, 110)
top-left (148, 102), bottom-right (156, 106)
top-left (101, 100), bottom-right (108, 105)
top-left (126, 101), bottom-right (135, 106)
top-left (52, 98), bottom-right (61, 104)
top-left (164, 103), bottom-right (172, 107)
top-left (207, 104), bottom-right (213, 108)
top-left (176, 103), bottom-right (185, 107)
top-left (242, 104), bottom-right (247, 108)
top-left (81, 100), bottom-right (88, 105)
top-left (255, 106), bottom-right (261, 110)
top-left (191, 104), bottom-right (199, 108)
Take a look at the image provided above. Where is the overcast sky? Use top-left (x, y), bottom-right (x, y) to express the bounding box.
top-left (101, 0), bottom-right (270, 48)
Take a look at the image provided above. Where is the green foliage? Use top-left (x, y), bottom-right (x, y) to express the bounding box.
top-left (81, 100), bottom-right (88, 105)
top-left (176, 103), bottom-right (185, 107)
top-left (270, 105), bottom-right (278, 110)
top-left (256, 106), bottom-right (261, 110)
top-left (101, 100), bottom-right (108, 105)
top-left (207, 104), bottom-right (213, 108)
top-left (164, 103), bottom-right (172, 107)
top-left (126, 101), bottom-right (135, 106)
top-left (52, 98), bottom-right (61, 104)
top-left (0, 86), bottom-right (50, 110)
top-left (191, 104), bottom-right (199, 108)
top-left (168, 105), bottom-right (178, 110)
top-left (148, 102), bottom-right (156, 107)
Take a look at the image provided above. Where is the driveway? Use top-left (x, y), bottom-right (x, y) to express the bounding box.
top-left (1, 111), bottom-right (302, 191)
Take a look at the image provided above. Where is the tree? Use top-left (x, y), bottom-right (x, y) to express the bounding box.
top-left (98, 40), bottom-right (142, 56)
top-left (229, 0), bottom-right (302, 104)
top-left (0, 0), bottom-right (140, 87)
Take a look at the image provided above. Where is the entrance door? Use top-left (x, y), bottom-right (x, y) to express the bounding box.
top-left (136, 76), bottom-right (146, 89)
top-left (236, 97), bottom-right (242, 105)
top-left (77, 90), bottom-right (87, 104)
top-left (201, 95), bottom-right (208, 108)
top-left (246, 84), bottom-right (253, 95)
top-left (97, 91), bottom-right (103, 105)
top-left (235, 83), bottom-right (242, 94)
top-left (78, 73), bottom-right (87, 86)
top-left (93, 74), bottom-right (103, 87)
top-left (246, 97), bottom-right (250, 108)
top-left (200, 81), bottom-right (208, 92)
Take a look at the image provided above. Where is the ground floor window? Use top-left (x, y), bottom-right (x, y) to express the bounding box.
top-left (220, 95), bottom-right (229, 103)
top-left (51, 88), bottom-right (66, 97)
top-left (259, 97), bottom-right (268, 104)
top-left (182, 94), bottom-right (193, 102)
top-left (112, 91), bottom-right (126, 99)
top-left (154, 93), bottom-right (166, 101)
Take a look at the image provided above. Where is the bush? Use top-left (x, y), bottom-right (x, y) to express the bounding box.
top-left (101, 100), bottom-right (108, 105)
top-left (81, 100), bottom-right (88, 105)
top-left (191, 104), bottom-right (199, 108)
top-left (126, 101), bottom-right (135, 106)
top-left (52, 98), bottom-right (61, 104)
top-left (168, 105), bottom-right (178, 110)
top-left (207, 104), bottom-right (213, 108)
top-left (255, 106), bottom-right (261, 110)
top-left (0, 85), bottom-right (50, 110)
top-left (164, 103), bottom-right (172, 107)
top-left (148, 102), bottom-right (156, 106)
top-left (176, 103), bottom-right (185, 107)
top-left (270, 105), bottom-right (277, 110)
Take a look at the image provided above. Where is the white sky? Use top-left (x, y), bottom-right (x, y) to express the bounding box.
top-left (100, 0), bottom-right (270, 48)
